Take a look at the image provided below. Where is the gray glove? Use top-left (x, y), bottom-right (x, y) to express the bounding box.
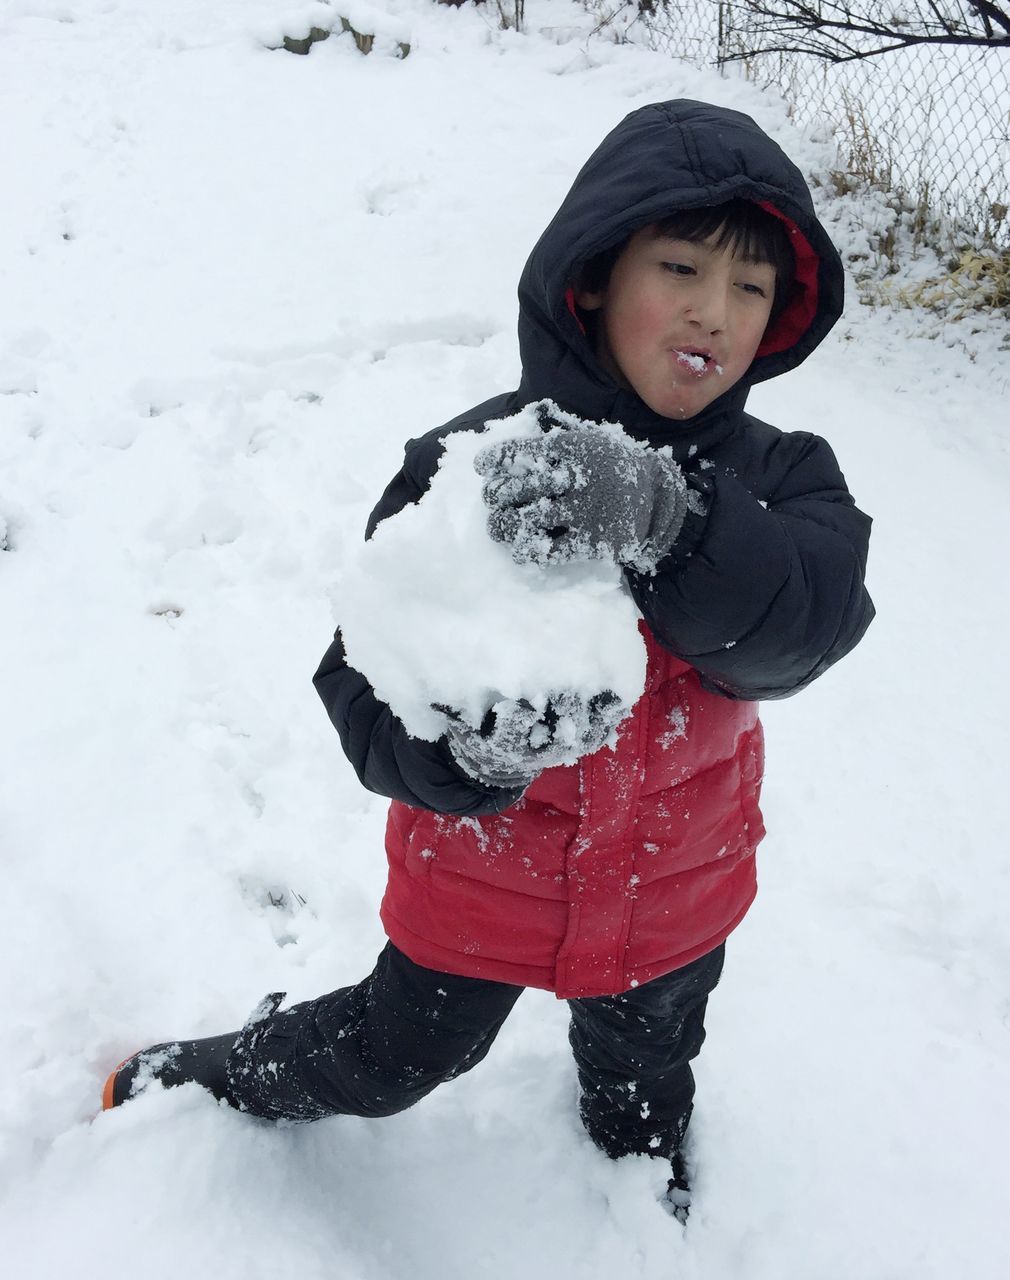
top-left (440, 691), bottom-right (626, 789)
top-left (475, 426), bottom-right (689, 572)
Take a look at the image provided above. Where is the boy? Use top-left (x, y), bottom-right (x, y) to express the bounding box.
top-left (104, 100), bottom-right (873, 1214)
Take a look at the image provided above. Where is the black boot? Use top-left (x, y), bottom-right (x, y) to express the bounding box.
top-left (665, 1149), bottom-right (692, 1224)
top-left (102, 1033), bottom-right (239, 1110)
top-left (102, 993), bottom-right (286, 1112)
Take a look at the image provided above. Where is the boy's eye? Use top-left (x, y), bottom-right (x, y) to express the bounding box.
top-left (661, 261), bottom-right (695, 276)
top-left (739, 281), bottom-right (769, 297)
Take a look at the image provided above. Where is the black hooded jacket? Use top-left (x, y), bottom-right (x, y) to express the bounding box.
top-left (314, 100), bottom-right (874, 817)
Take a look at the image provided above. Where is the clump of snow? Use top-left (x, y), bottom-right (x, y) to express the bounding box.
top-left (673, 351), bottom-right (726, 377)
top-left (336, 400), bottom-right (647, 741)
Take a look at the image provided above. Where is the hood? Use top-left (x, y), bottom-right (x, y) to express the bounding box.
top-left (516, 100), bottom-right (845, 455)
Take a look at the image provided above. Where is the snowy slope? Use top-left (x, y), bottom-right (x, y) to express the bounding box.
top-left (2, 2), bottom-right (1008, 1277)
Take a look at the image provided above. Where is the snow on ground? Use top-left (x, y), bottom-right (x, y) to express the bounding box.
top-left (1, 2), bottom-right (1009, 1277)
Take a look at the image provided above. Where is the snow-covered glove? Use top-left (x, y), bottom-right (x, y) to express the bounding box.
top-left (439, 691), bottom-right (626, 789)
top-left (475, 427), bottom-right (690, 572)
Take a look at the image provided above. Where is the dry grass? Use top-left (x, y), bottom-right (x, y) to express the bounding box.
top-left (869, 245), bottom-right (1010, 318)
top-left (489, 0), bottom-right (526, 30)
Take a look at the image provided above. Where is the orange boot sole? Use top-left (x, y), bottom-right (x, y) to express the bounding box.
top-left (102, 1054), bottom-right (138, 1111)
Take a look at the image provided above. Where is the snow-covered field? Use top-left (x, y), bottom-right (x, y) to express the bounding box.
top-left (2, 2), bottom-right (1009, 1277)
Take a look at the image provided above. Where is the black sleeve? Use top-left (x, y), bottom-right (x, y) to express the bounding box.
top-left (626, 433), bottom-right (874, 700)
top-left (315, 430), bottom-right (525, 816)
top-left (313, 630), bottom-right (526, 816)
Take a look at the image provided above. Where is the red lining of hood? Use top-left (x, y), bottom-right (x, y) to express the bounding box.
top-left (754, 200), bottom-right (820, 358)
top-left (565, 287), bottom-right (587, 335)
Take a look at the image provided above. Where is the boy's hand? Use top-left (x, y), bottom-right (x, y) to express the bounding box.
top-left (475, 428), bottom-right (689, 572)
top-left (438, 691), bottom-right (625, 789)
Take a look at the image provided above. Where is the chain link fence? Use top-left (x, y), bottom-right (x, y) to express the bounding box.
top-left (594, 1), bottom-right (1010, 248)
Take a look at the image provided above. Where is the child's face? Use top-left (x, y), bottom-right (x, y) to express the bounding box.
top-left (575, 226), bottom-right (776, 421)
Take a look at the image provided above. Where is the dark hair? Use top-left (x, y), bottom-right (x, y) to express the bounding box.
top-left (578, 198), bottom-right (797, 322)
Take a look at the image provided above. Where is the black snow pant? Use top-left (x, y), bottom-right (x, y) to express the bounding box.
top-left (226, 941), bottom-right (725, 1160)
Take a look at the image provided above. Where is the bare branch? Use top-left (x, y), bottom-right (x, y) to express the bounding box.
top-left (969, 0), bottom-right (1010, 35)
top-left (718, 0), bottom-right (1010, 63)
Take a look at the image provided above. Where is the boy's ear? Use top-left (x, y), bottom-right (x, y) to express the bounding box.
top-left (572, 285), bottom-right (604, 311)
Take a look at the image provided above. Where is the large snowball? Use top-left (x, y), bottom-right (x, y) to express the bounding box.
top-left (336, 401), bottom-right (648, 741)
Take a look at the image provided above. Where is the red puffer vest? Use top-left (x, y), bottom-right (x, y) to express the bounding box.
top-left (380, 625), bottom-right (764, 999)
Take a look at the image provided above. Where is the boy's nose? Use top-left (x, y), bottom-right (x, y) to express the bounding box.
top-left (685, 285), bottom-right (729, 333)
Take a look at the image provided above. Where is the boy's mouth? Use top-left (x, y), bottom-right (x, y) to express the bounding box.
top-left (671, 348), bottom-right (723, 377)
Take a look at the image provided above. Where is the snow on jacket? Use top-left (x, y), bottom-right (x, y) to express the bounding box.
top-left (314, 100), bottom-right (874, 999)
